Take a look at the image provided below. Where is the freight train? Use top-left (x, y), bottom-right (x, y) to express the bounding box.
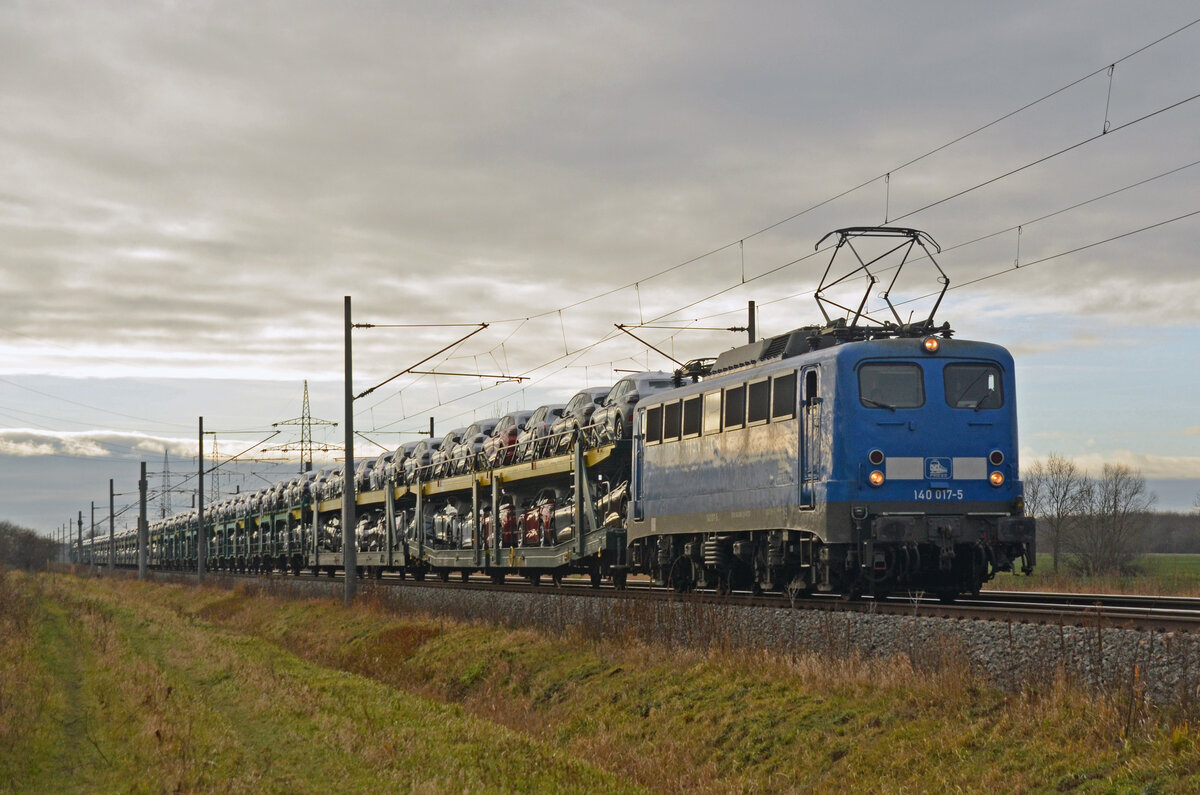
top-left (78, 227), bottom-right (1035, 601)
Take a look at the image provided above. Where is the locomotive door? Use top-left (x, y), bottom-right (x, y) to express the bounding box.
top-left (631, 407), bottom-right (645, 521)
top-left (800, 366), bottom-right (821, 508)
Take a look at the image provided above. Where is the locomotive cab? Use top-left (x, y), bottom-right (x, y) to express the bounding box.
top-left (823, 335), bottom-right (1035, 599)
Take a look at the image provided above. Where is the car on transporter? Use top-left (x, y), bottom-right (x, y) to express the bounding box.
top-left (481, 410), bottom-right (535, 467)
top-left (544, 387), bottom-right (610, 455)
top-left (514, 403), bottom-right (567, 461)
top-left (590, 371), bottom-right (676, 444)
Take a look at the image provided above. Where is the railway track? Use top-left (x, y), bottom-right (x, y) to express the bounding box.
top-left (140, 566), bottom-right (1200, 634)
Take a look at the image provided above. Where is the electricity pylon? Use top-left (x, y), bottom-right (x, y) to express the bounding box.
top-left (267, 380), bottom-right (338, 472)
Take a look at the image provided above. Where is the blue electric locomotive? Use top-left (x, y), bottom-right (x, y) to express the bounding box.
top-left (626, 227), bottom-right (1035, 599)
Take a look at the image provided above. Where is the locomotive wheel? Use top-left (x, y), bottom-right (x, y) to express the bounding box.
top-left (668, 558), bottom-right (693, 593)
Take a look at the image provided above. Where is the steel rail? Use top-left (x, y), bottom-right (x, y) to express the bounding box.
top-left (142, 567), bottom-right (1200, 634)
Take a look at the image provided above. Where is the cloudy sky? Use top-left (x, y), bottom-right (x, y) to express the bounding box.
top-left (2, 1), bottom-right (1198, 535)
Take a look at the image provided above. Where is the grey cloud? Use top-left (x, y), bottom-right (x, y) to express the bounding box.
top-left (1, 1), bottom-right (1199, 531)
top-left (0, 428), bottom-right (194, 459)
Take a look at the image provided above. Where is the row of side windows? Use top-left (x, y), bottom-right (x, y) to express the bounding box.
top-left (644, 370), bottom-right (806, 445)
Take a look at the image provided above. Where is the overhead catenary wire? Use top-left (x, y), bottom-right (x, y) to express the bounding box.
top-left (687, 156), bottom-right (1200, 323)
top-left (35, 16), bottom-right (1200, 496)
top-left (378, 190), bottom-right (1200, 433)
top-left (361, 48), bottom-right (1200, 424)
top-left (10, 15), bottom-right (1200, 462)
top-left (884, 208), bottom-right (1200, 310)
top-left (336, 18), bottom-right (1200, 428)
top-left (466, 16), bottom-right (1200, 332)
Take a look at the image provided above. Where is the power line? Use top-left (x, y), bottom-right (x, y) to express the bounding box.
top-left (889, 91), bottom-right (1200, 225)
top-left (689, 156), bottom-right (1200, 322)
top-left (471, 15), bottom-right (1200, 329)
top-left (356, 25), bottom-right (1200, 423)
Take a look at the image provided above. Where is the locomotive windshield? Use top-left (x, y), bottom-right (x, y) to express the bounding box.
top-left (858, 362), bottom-right (924, 409)
top-left (944, 363), bottom-right (1004, 409)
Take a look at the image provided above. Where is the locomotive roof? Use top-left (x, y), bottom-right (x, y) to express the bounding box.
top-left (705, 317), bottom-right (955, 377)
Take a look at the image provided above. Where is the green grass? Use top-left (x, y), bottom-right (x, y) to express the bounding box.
top-left (0, 571), bottom-right (637, 793)
top-left (11, 569), bottom-right (1200, 792)
top-left (989, 553), bottom-right (1200, 595)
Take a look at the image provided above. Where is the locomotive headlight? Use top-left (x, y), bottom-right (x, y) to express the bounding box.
top-left (922, 336), bottom-right (940, 353)
top-left (869, 470), bottom-right (885, 487)
top-left (868, 449), bottom-right (885, 466)
top-left (989, 471), bottom-right (1005, 487)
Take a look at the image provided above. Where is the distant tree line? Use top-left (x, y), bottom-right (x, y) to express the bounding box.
top-left (1141, 510), bottom-right (1200, 555)
top-left (0, 521), bottom-right (60, 571)
top-left (1022, 456), bottom-right (1200, 576)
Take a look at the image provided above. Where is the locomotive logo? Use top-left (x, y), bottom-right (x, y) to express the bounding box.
top-left (925, 458), bottom-right (951, 480)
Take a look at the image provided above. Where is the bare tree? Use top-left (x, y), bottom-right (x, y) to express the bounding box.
top-left (0, 521), bottom-right (59, 571)
top-left (1023, 453), bottom-right (1088, 573)
top-left (1065, 463), bottom-right (1156, 576)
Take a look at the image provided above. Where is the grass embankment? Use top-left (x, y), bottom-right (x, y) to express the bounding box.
top-left (0, 570), bottom-right (632, 793)
top-left (7, 570), bottom-right (1200, 792)
top-left (989, 553), bottom-right (1200, 596)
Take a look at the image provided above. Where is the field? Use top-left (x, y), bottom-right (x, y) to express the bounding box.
top-left (5, 569), bottom-right (1200, 793)
top-left (988, 553), bottom-right (1200, 596)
